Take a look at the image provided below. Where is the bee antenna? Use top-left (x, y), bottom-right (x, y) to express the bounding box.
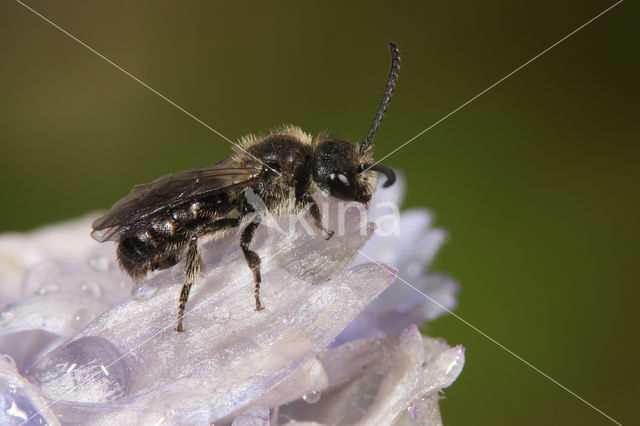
top-left (360, 42), bottom-right (401, 155)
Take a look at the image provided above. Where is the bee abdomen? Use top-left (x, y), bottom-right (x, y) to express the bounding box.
top-left (117, 234), bottom-right (153, 280)
top-left (117, 223), bottom-right (186, 280)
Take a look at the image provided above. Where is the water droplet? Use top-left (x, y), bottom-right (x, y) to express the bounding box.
top-left (21, 261), bottom-right (64, 298)
top-left (37, 282), bottom-right (59, 295)
top-left (87, 256), bottom-right (110, 272)
top-left (134, 283), bottom-right (158, 300)
top-left (282, 315), bottom-right (295, 325)
top-left (1, 354), bottom-right (18, 371)
top-left (73, 308), bottom-right (95, 328)
top-left (0, 310), bottom-right (15, 325)
top-left (8, 383), bottom-right (18, 394)
top-left (28, 336), bottom-right (131, 403)
top-left (80, 281), bottom-right (102, 298)
top-left (165, 408), bottom-right (176, 418)
top-left (302, 390), bottom-right (321, 404)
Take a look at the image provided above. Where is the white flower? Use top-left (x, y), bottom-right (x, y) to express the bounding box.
top-left (0, 177), bottom-right (463, 425)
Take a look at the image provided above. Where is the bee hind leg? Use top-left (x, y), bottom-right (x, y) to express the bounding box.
top-left (175, 218), bottom-right (243, 332)
top-left (175, 238), bottom-right (202, 332)
top-left (240, 215), bottom-right (264, 311)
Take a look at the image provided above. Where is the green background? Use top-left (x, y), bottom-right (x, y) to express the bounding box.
top-left (1, 1), bottom-right (637, 424)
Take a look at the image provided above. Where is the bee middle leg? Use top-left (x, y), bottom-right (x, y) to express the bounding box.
top-left (240, 215), bottom-right (265, 311)
top-left (176, 238), bottom-right (202, 332)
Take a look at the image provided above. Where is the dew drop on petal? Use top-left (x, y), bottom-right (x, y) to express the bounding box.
top-left (302, 390), bottom-right (321, 404)
top-left (134, 283), bottom-right (158, 301)
top-left (73, 308), bottom-right (95, 329)
top-left (28, 336), bottom-right (131, 403)
top-left (87, 256), bottom-right (110, 272)
top-left (1, 355), bottom-right (17, 371)
top-left (281, 315), bottom-right (295, 325)
top-left (80, 281), bottom-right (102, 298)
top-left (20, 261), bottom-right (63, 298)
top-left (0, 310), bottom-right (15, 326)
top-left (37, 282), bottom-right (59, 296)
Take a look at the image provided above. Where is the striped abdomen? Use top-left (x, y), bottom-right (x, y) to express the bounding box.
top-left (116, 202), bottom-right (203, 280)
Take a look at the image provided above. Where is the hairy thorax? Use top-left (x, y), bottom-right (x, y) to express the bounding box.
top-left (238, 129), bottom-right (315, 215)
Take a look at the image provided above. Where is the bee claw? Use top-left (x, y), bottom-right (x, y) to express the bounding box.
top-left (324, 229), bottom-right (335, 240)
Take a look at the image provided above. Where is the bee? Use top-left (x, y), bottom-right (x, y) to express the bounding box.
top-left (91, 43), bottom-right (400, 332)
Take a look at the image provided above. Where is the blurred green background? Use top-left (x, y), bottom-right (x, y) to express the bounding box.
top-left (1, 1), bottom-right (637, 424)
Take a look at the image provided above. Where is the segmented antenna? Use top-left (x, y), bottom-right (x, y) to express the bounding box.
top-left (360, 42), bottom-right (401, 155)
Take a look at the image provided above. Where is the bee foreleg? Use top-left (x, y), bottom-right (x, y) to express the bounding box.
top-left (302, 193), bottom-right (334, 240)
top-left (175, 238), bottom-right (202, 332)
top-left (240, 215), bottom-right (265, 311)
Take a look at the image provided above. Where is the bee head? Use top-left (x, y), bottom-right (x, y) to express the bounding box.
top-left (312, 139), bottom-right (395, 203)
top-left (312, 42), bottom-right (400, 204)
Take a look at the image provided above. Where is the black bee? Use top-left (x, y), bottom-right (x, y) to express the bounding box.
top-left (91, 43), bottom-right (400, 331)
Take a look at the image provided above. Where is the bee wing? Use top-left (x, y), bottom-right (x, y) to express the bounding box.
top-left (91, 156), bottom-right (261, 242)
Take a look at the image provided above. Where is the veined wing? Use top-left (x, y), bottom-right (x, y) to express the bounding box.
top-left (91, 156), bottom-right (260, 242)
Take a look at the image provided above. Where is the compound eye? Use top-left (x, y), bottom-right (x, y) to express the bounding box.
top-left (334, 173), bottom-right (349, 186)
top-left (328, 172), bottom-right (357, 200)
